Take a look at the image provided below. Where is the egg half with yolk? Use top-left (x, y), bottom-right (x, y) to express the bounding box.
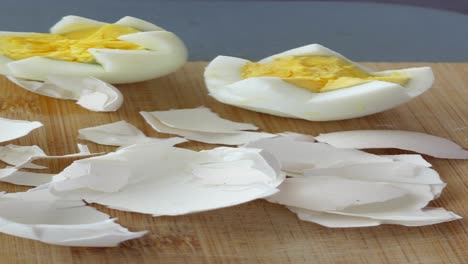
top-left (0, 16), bottom-right (187, 84)
top-left (204, 44), bottom-right (434, 121)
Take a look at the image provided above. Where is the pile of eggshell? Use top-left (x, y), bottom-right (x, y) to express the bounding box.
top-left (0, 16), bottom-right (466, 247)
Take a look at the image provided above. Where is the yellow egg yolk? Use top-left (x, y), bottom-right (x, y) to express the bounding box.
top-left (0, 24), bottom-right (144, 63)
top-left (241, 56), bottom-right (409, 92)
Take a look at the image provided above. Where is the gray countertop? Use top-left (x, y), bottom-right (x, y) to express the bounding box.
top-left (1, 0), bottom-right (468, 61)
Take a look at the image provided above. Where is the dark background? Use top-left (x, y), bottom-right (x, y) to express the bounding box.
top-left (1, 0), bottom-right (467, 61)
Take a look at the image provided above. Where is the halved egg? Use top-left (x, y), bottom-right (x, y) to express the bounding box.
top-left (204, 44), bottom-right (434, 121)
top-left (0, 16), bottom-right (187, 84)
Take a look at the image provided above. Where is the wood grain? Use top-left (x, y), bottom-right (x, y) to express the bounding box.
top-left (0, 62), bottom-right (466, 264)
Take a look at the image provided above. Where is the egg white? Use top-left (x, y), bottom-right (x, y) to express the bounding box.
top-left (0, 16), bottom-right (187, 84)
top-left (204, 44), bottom-right (434, 121)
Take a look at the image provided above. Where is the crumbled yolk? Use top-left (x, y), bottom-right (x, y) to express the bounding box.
top-left (0, 24), bottom-right (144, 63)
top-left (241, 56), bottom-right (409, 92)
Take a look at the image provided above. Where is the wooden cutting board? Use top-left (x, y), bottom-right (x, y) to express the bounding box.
top-left (0, 62), bottom-right (466, 264)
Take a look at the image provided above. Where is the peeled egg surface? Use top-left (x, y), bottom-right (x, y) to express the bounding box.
top-left (0, 16), bottom-right (188, 84)
top-left (204, 44), bottom-right (434, 121)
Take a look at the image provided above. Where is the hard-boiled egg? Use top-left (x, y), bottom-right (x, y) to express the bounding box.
top-left (204, 44), bottom-right (434, 121)
top-left (0, 16), bottom-right (187, 84)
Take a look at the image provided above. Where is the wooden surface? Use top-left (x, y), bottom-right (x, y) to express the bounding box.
top-left (0, 62), bottom-right (466, 264)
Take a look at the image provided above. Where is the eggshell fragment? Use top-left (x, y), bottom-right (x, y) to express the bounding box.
top-left (48, 139), bottom-right (284, 216)
top-left (267, 176), bottom-right (434, 212)
top-left (267, 175), bottom-right (459, 227)
top-left (382, 154), bottom-right (432, 167)
top-left (303, 162), bottom-right (444, 198)
top-left (147, 107), bottom-right (258, 133)
top-left (7, 75), bottom-right (123, 112)
top-left (0, 168), bottom-right (54, 186)
top-left (303, 162), bottom-right (442, 185)
top-left (0, 145), bottom-right (47, 169)
top-left (140, 107), bottom-right (275, 145)
top-left (0, 117), bottom-right (42, 143)
top-left (315, 130), bottom-right (468, 159)
top-left (288, 207), bottom-right (461, 228)
top-left (0, 190), bottom-right (146, 246)
top-left (15, 144), bottom-right (99, 170)
top-left (204, 44), bottom-right (434, 121)
top-left (1, 16), bottom-right (187, 84)
top-left (245, 134), bottom-right (391, 173)
top-left (245, 132), bottom-right (460, 227)
top-left (0, 144), bottom-right (97, 186)
top-left (277, 132), bottom-right (317, 143)
top-left (78, 121), bottom-right (158, 147)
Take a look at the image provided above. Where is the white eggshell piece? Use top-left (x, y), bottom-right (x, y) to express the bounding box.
top-left (78, 120), bottom-right (159, 147)
top-left (204, 44), bottom-right (434, 121)
top-left (2, 16), bottom-right (188, 84)
top-left (140, 110), bottom-right (275, 145)
top-left (0, 190), bottom-right (146, 247)
top-left (0, 145), bottom-right (47, 169)
top-left (244, 134), bottom-right (391, 173)
top-left (0, 168), bottom-right (54, 186)
top-left (288, 207), bottom-right (461, 228)
top-left (15, 144), bottom-right (99, 170)
top-left (266, 176), bottom-right (434, 212)
top-left (48, 140), bottom-right (284, 216)
top-left (277, 132), bottom-right (317, 142)
top-left (265, 155), bottom-right (459, 227)
top-left (144, 107), bottom-right (258, 133)
top-left (7, 75), bottom-right (123, 112)
top-left (315, 130), bottom-right (468, 159)
top-left (382, 154), bottom-right (432, 167)
top-left (0, 117), bottom-right (42, 143)
top-left (303, 162), bottom-right (442, 185)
